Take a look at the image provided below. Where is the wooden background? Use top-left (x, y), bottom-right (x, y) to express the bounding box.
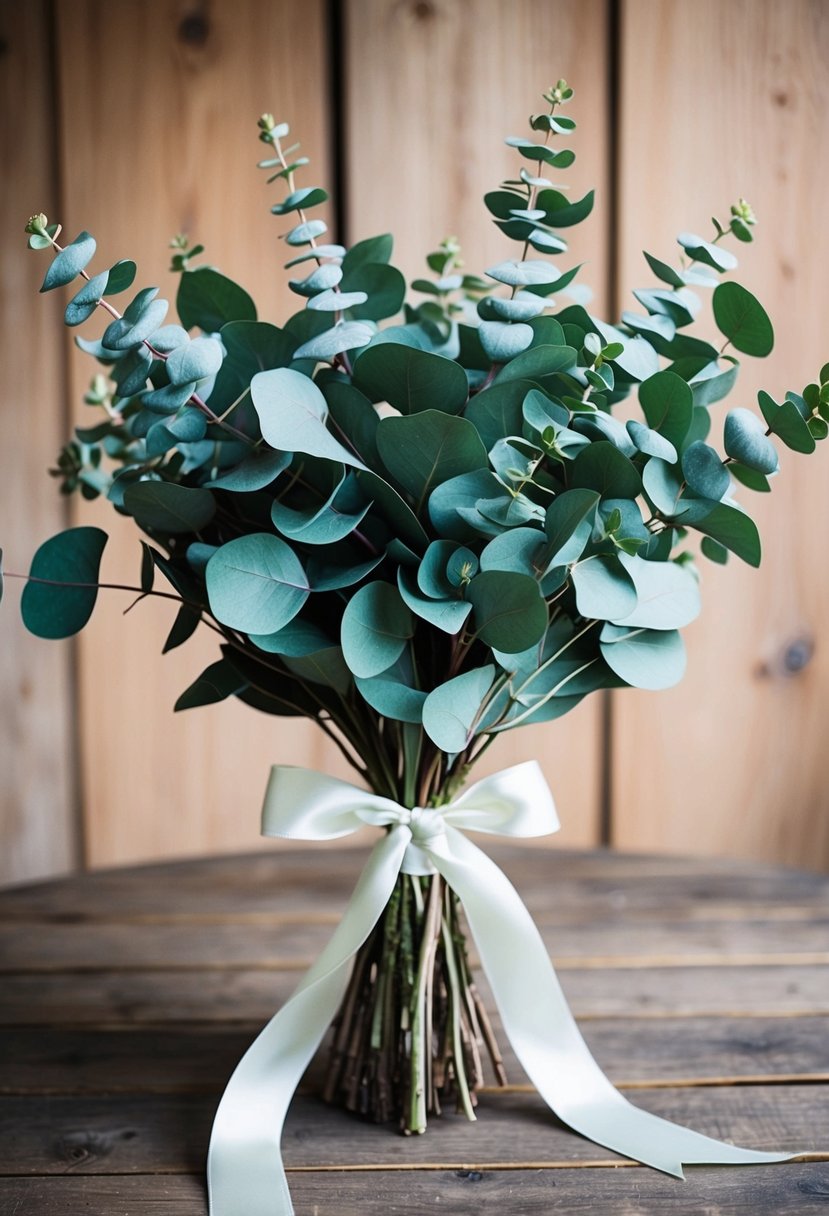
top-left (1, 0), bottom-right (827, 885)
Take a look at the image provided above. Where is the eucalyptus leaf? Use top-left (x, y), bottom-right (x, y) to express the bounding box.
top-left (712, 281), bottom-right (774, 357)
top-left (723, 407), bottom-right (779, 474)
top-left (467, 570), bottom-right (547, 652)
top-left (422, 665), bottom-right (495, 752)
top-left (600, 624), bottom-right (686, 690)
top-left (681, 442), bottom-right (730, 501)
top-left (123, 481), bottom-right (216, 533)
top-left (376, 411), bottom-right (487, 511)
top-left (41, 232), bottom-right (96, 292)
top-left (251, 367), bottom-right (367, 468)
top-left (21, 527), bottom-right (107, 639)
top-left (353, 343), bottom-right (468, 415)
top-left (571, 554), bottom-right (637, 620)
top-left (340, 581), bottom-right (414, 678)
top-left (206, 534), bottom-right (310, 633)
top-left (177, 267), bottom-right (256, 332)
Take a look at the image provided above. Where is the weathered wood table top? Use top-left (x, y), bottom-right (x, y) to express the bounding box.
top-left (1, 846), bottom-right (828, 1214)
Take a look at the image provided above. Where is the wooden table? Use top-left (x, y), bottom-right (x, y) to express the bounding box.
top-left (1, 847), bottom-right (828, 1213)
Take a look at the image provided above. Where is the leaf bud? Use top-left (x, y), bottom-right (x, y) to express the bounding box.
top-left (25, 213), bottom-right (49, 236)
top-left (730, 198), bottom-right (756, 226)
top-left (258, 113), bottom-right (276, 133)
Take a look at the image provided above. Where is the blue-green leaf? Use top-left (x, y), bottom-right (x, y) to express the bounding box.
top-left (681, 441), bottom-right (730, 501)
top-left (544, 489), bottom-right (600, 565)
top-left (251, 367), bottom-right (366, 468)
top-left (723, 407), bottom-right (778, 474)
top-left (376, 410), bottom-right (487, 510)
top-left (600, 624), bottom-right (686, 689)
top-left (177, 267), bottom-right (256, 332)
top-left (166, 336), bottom-right (224, 385)
top-left (206, 534), bottom-right (310, 633)
top-left (467, 570), bottom-right (547, 652)
top-left (123, 481), bottom-right (215, 533)
top-left (41, 232), bottom-right (96, 292)
top-left (422, 665), bottom-right (496, 752)
top-left (571, 554), bottom-right (637, 620)
top-left (174, 659), bottom-right (246, 711)
top-left (611, 553), bottom-right (700, 629)
top-left (712, 281), bottom-right (774, 357)
top-left (21, 526), bottom-right (108, 639)
top-left (353, 343), bottom-right (468, 415)
top-left (340, 581), bottom-right (414, 678)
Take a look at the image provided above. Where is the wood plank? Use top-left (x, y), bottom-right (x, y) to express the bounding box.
top-left (4, 1015), bottom-right (826, 1095)
top-left (343, 0), bottom-right (612, 847)
top-left (0, 0), bottom-right (76, 885)
top-left (3, 848), bottom-right (826, 923)
top-left (1, 962), bottom-right (826, 1027)
top-left (1, 1083), bottom-right (825, 1175)
top-left (3, 913), bottom-right (829, 972)
top-left (613, 0), bottom-right (829, 869)
top-left (2, 1161), bottom-right (829, 1215)
top-left (51, 0), bottom-right (347, 869)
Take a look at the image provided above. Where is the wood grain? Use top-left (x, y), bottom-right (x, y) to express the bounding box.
top-left (0, 1), bottom-right (77, 885)
top-left (52, 0), bottom-right (350, 868)
top-left (2, 1163), bottom-right (829, 1215)
top-left (4, 1015), bottom-right (826, 1094)
top-left (2, 847), bottom-right (826, 1212)
top-left (1, 1084), bottom-right (824, 1174)
top-left (343, 0), bottom-right (613, 846)
top-left (612, 0), bottom-right (829, 869)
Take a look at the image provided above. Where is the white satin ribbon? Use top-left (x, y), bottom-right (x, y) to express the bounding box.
top-left (207, 761), bottom-right (794, 1215)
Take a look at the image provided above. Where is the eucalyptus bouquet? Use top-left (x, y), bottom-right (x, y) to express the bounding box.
top-left (8, 80), bottom-right (828, 1197)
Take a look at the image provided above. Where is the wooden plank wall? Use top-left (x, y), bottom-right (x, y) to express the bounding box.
top-left (1, 0), bottom-right (827, 882)
top-left (0, 1), bottom-right (77, 883)
top-left (613, 0), bottom-right (829, 868)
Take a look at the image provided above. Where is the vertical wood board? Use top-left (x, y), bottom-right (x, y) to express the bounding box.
top-left (344, 0), bottom-right (612, 846)
top-left (0, 0), bottom-right (76, 885)
top-left (612, 0), bottom-right (829, 868)
top-left (54, 0), bottom-right (346, 867)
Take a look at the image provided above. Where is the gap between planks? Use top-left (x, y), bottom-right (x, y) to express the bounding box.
top-left (1, 1155), bottom-right (827, 1179)
top-left (4, 1072), bottom-right (829, 1098)
top-left (3, 951), bottom-right (827, 974)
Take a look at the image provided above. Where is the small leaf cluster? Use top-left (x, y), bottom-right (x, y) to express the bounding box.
top-left (10, 88), bottom-right (827, 805)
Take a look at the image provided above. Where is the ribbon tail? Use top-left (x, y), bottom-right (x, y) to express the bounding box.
top-left (207, 829), bottom-right (409, 1216)
top-left (432, 829), bottom-right (797, 1178)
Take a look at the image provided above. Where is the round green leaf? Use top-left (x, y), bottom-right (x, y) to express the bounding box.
top-left (422, 665), bottom-right (495, 752)
top-left (599, 624), bottom-right (686, 690)
top-left (123, 481), bottom-right (216, 534)
top-left (40, 231), bottom-right (96, 292)
top-left (353, 342), bottom-right (469, 415)
top-left (251, 367), bottom-right (366, 468)
top-left (723, 407), bottom-right (778, 474)
top-left (166, 336), bottom-right (224, 385)
top-left (571, 554), bottom-right (637, 620)
top-left (611, 553), bottom-right (700, 630)
top-left (206, 534), bottom-right (310, 633)
top-left (376, 410), bottom-right (487, 511)
top-left (21, 526), bottom-right (108, 639)
top-left (177, 267), bottom-right (256, 332)
top-left (571, 442), bottom-right (642, 500)
top-left (467, 570), bottom-right (547, 653)
top-left (681, 441), bottom-right (730, 501)
top-left (712, 281), bottom-right (774, 357)
top-left (340, 581), bottom-right (414, 678)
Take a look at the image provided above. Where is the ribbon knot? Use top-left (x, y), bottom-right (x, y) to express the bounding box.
top-left (207, 762), bottom-right (797, 1216)
top-left (400, 806), bottom-right (446, 875)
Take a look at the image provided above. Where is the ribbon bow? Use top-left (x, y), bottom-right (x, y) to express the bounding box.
top-left (207, 762), bottom-right (794, 1215)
